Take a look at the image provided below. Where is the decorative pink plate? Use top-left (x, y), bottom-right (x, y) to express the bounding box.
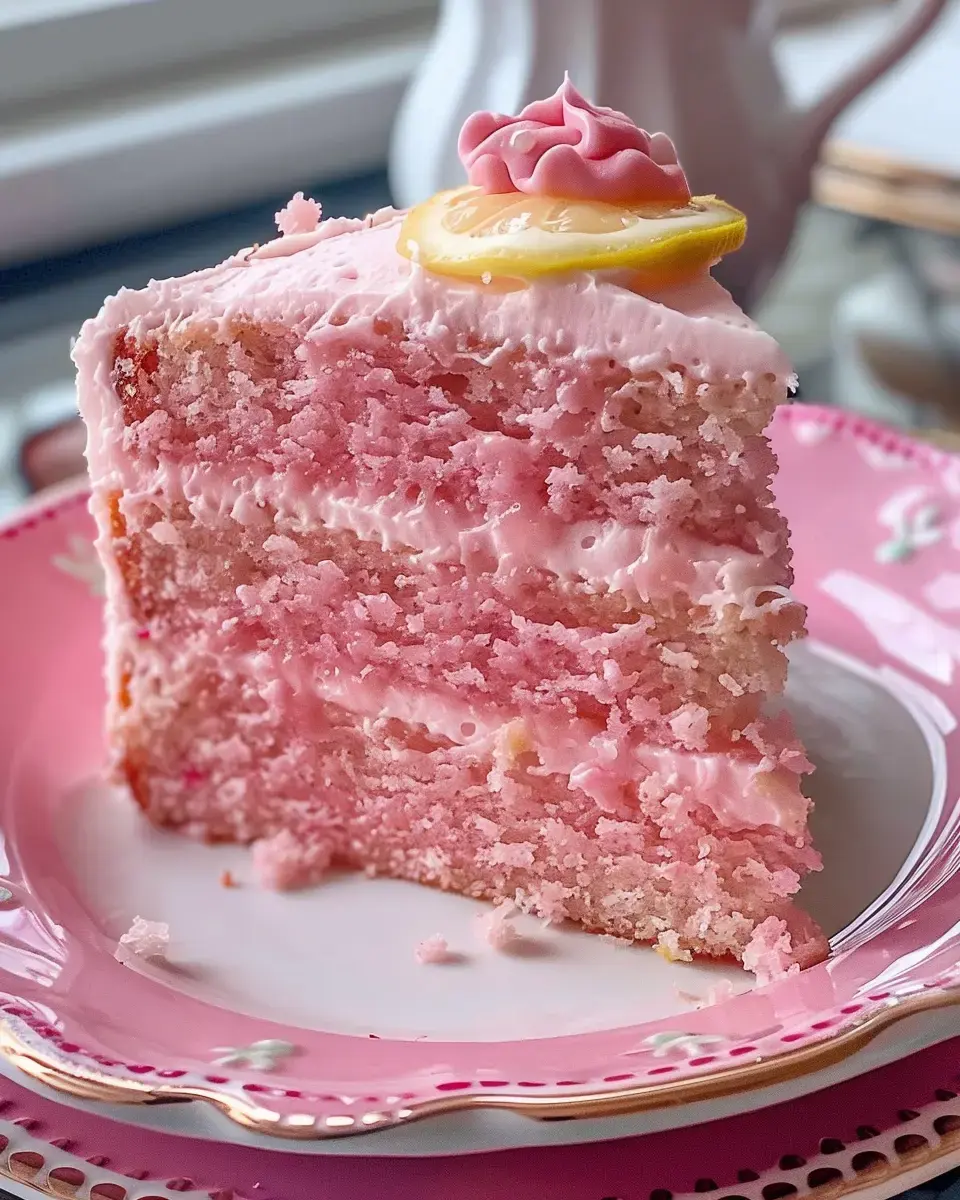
top-left (1, 405), bottom-right (960, 1154)
top-left (2, 1033), bottom-right (960, 1199)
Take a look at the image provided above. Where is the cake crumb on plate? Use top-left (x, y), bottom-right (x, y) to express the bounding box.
top-left (599, 933), bottom-right (634, 949)
top-left (742, 917), bottom-right (801, 986)
top-left (676, 979), bottom-right (739, 1009)
top-left (705, 979), bottom-right (737, 1006)
top-left (477, 901), bottom-right (520, 950)
top-left (655, 931), bottom-right (693, 963)
top-left (115, 917), bottom-right (169, 963)
top-left (415, 935), bottom-right (452, 964)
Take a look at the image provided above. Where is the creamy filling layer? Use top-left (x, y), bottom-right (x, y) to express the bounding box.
top-left (243, 647), bottom-right (809, 837)
top-left (120, 464), bottom-right (797, 616)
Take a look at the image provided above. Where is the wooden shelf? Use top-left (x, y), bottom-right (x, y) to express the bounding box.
top-left (815, 141), bottom-right (960, 236)
top-left (921, 427), bottom-right (960, 452)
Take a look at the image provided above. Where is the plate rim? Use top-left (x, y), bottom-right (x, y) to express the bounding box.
top-left (2, 989), bottom-right (960, 1141)
top-left (2, 405), bottom-right (960, 1142)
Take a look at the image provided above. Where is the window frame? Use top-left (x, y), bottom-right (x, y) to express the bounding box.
top-left (0, 0), bottom-right (435, 109)
top-left (0, 0), bottom-right (437, 265)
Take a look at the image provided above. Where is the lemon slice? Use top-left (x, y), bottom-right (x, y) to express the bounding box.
top-left (397, 186), bottom-right (745, 287)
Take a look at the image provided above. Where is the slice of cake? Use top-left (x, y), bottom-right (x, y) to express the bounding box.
top-left (75, 80), bottom-right (827, 968)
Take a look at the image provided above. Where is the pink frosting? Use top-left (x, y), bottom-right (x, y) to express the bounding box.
top-left (458, 77), bottom-right (690, 206)
top-left (275, 192), bottom-right (322, 237)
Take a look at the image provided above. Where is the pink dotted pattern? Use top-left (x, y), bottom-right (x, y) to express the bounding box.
top-left (2, 1039), bottom-right (960, 1199)
top-left (2, 965), bottom-right (959, 1132)
top-left (0, 490), bottom-right (87, 541)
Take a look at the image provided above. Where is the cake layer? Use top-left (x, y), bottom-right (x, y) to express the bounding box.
top-left (78, 214), bottom-right (793, 487)
top-left (100, 489), bottom-right (802, 753)
top-left (113, 640), bottom-right (825, 965)
top-left (80, 216), bottom-right (794, 576)
top-left (91, 312), bottom-right (800, 636)
top-left (102, 316), bottom-right (790, 558)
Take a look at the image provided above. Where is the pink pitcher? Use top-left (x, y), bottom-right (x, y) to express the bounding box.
top-left (390, 0), bottom-right (947, 309)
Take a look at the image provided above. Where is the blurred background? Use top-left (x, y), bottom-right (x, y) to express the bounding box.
top-left (0, 0), bottom-right (958, 515)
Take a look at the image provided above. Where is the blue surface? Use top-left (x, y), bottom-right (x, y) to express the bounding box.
top-left (0, 171), bottom-right (392, 343)
top-left (904, 1169), bottom-right (960, 1200)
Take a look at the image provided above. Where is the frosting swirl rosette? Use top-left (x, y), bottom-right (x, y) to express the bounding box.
top-left (397, 78), bottom-right (745, 286)
top-left (457, 76), bottom-right (690, 206)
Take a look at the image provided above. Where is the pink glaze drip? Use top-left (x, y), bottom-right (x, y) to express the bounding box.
top-left (458, 77), bottom-right (690, 206)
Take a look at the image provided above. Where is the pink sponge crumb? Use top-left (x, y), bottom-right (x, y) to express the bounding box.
top-left (705, 979), bottom-right (737, 1006)
top-left (677, 979), bottom-right (739, 1010)
top-left (415, 935), bottom-right (452, 965)
top-left (252, 830), bottom-right (334, 890)
top-left (477, 901), bottom-right (520, 951)
top-left (115, 917), bottom-right (170, 963)
top-left (742, 917), bottom-right (801, 986)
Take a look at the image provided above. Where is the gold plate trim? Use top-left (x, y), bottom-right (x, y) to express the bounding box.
top-left (1, 990), bottom-right (959, 1140)
top-left (4, 1056), bottom-right (960, 1199)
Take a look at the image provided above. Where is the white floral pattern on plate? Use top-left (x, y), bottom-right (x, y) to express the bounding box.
top-left (212, 1040), bottom-right (299, 1071)
top-left (874, 486), bottom-right (942, 564)
top-left (51, 534), bottom-right (105, 596)
top-left (644, 1032), bottom-right (727, 1059)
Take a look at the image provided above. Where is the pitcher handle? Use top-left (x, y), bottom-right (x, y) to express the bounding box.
top-left (791, 0), bottom-right (948, 183)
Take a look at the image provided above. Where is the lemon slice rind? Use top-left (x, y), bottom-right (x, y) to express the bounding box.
top-left (398, 187), bottom-right (746, 281)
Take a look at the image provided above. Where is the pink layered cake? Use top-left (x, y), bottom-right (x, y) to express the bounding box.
top-left (75, 81), bottom-right (827, 968)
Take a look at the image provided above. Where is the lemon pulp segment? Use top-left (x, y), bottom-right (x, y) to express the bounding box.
top-left (397, 186), bottom-right (746, 283)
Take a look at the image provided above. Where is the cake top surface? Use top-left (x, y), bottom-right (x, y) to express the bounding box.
top-left (81, 209), bottom-right (789, 382)
top-left (76, 80), bottom-right (791, 382)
